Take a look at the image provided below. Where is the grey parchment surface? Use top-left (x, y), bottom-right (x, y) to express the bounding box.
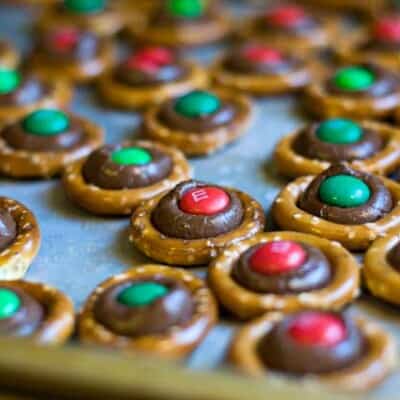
top-left (0, 3), bottom-right (400, 398)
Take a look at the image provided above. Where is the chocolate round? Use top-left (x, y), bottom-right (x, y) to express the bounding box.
top-left (299, 163), bottom-right (393, 225)
top-left (114, 54), bottom-right (188, 87)
top-left (0, 74), bottom-right (48, 107)
top-left (258, 6), bottom-right (320, 35)
top-left (2, 113), bottom-right (85, 152)
top-left (93, 278), bottom-right (194, 336)
top-left (327, 64), bottom-right (399, 97)
top-left (223, 45), bottom-right (300, 75)
top-left (82, 144), bottom-right (173, 190)
top-left (294, 121), bottom-right (383, 163)
top-left (0, 285), bottom-right (44, 337)
top-left (38, 28), bottom-right (100, 62)
top-left (159, 92), bottom-right (236, 133)
top-left (259, 312), bottom-right (365, 375)
top-left (362, 17), bottom-right (400, 52)
top-left (0, 209), bottom-right (16, 252)
top-left (152, 180), bottom-right (244, 240)
top-left (233, 242), bottom-right (332, 294)
top-left (387, 242), bottom-right (400, 271)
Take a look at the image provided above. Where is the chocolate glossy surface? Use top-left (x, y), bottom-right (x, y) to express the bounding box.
top-left (299, 163), bottom-right (393, 225)
top-left (2, 116), bottom-right (85, 152)
top-left (0, 209), bottom-right (16, 252)
top-left (82, 144), bottom-right (173, 190)
top-left (294, 123), bottom-right (383, 162)
top-left (159, 97), bottom-right (236, 133)
top-left (0, 285), bottom-right (44, 337)
top-left (94, 278), bottom-right (194, 336)
top-left (152, 180), bottom-right (244, 239)
top-left (259, 312), bottom-right (365, 374)
top-left (233, 242), bottom-right (331, 294)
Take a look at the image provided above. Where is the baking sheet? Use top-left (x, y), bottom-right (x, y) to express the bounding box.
top-left (0, 3), bottom-right (399, 399)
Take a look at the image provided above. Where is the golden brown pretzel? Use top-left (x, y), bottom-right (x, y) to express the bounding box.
top-left (0, 197), bottom-right (40, 280)
top-left (230, 312), bottom-right (396, 392)
top-left (208, 231), bottom-right (360, 319)
top-left (78, 264), bottom-right (218, 358)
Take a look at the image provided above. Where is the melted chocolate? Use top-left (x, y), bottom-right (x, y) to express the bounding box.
top-left (223, 47), bottom-right (300, 75)
top-left (82, 144), bottom-right (173, 190)
top-left (299, 163), bottom-right (393, 225)
top-left (38, 29), bottom-right (100, 62)
top-left (0, 285), bottom-right (44, 337)
top-left (114, 62), bottom-right (188, 87)
top-left (152, 180), bottom-right (244, 240)
top-left (294, 123), bottom-right (383, 162)
top-left (0, 76), bottom-right (49, 107)
top-left (387, 242), bottom-right (400, 271)
top-left (255, 14), bottom-right (320, 36)
top-left (94, 278), bottom-right (194, 336)
top-left (327, 64), bottom-right (399, 98)
top-left (361, 39), bottom-right (400, 53)
top-left (0, 209), bottom-right (16, 252)
top-left (233, 242), bottom-right (331, 294)
top-left (259, 312), bottom-right (365, 375)
top-left (159, 98), bottom-right (236, 133)
top-left (2, 116), bottom-right (85, 152)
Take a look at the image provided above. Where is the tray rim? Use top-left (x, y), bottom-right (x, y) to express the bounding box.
top-left (0, 336), bottom-right (355, 400)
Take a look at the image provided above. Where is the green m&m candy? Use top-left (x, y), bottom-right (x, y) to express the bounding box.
top-left (319, 175), bottom-right (371, 208)
top-left (117, 282), bottom-right (169, 307)
top-left (0, 68), bottom-right (21, 95)
top-left (0, 288), bottom-right (21, 320)
top-left (333, 67), bottom-right (375, 92)
top-left (175, 90), bottom-right (220, 118)
top-left (64, 0), bottom-right (106, 14)
top-left (23, 109), bottom-right (70, 136)
top-left (111, 147), bottom-right (152, 166)
top-left (316, 119), bottom-right (363, 144)
top-left (167, 0), bottom-right (204, 18)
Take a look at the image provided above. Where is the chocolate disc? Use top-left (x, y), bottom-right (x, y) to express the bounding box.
top-left (387, 242), bottom-right (400, 271)
top-left (93, 278), bottom-right (194, 337)
top-left (299, 163), bottom-right (393, 225)
top-left (0, 70), bottom-right (49, 107)
top-left (0, 209), bottom-right (16, 252)
top-left (0, 285), bottom-right (44, 337)
top-left (38, 27), bottom-right (100, 62)
top-left (82, 144), bottom-right (173, 190)
top-left (326, 64), bottom-right (399, 98)
top-left (259, 311), bottom-right (365, 374)
top-left (233, 241), bottom-right (331, 294)
top-left (2, 110), bottom-right (85, 152)
top-left (258, 5), bottom-right (320, 35)
top-left (294, 120), bottom-right (383, 163)
top-left (152, 180), bottom-right (244, 239)
top-left (223, 44), bottom-right (301, 75)
top-left (159, 91), bottom-right (236, 133)
top-left (114, 48), bottom-right (188, 87)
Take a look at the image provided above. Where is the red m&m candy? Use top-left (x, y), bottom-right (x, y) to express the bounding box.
top-left (179, 186), bottom-right (230, 215)
top-left (51, 28), bottom-right (79, 52)
top-left (374, 17), bottom-right (400, 42)
top-left (249, 240), bottom-right (306, 275)
top-left (243, 46), bottom-right (283, 64)
top-left (288, 312), bottom-right (346, 347)
top-left (125, 47), bottom-right (173, 73)
top-left (265, 5), bottom-right (306, 28)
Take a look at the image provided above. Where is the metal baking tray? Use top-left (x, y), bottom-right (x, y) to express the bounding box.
top-left (0, 2), bottom-right (399, 399)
